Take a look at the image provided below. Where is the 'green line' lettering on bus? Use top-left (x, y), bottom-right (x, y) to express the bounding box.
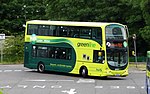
top-left (77, 42), bottom-right (96, 48)
top-left (50, 64), bottom-right (72, 68)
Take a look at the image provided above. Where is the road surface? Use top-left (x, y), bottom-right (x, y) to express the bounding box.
top-left (0, 65), bottom-right (147, 94)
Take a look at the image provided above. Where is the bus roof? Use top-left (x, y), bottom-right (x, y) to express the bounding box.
top-left (26, 20), bottom-right (123, 27)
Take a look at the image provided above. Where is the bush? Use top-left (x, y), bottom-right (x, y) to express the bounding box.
top-left (129, 56), bottom-right (146, 62)
top-left (0, 35), bottom-right (24, 64)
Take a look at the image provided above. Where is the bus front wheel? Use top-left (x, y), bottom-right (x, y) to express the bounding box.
top-left (38, 63), bottom-right (45, 73)
top-left (80, 67), bottom-right (88, 78)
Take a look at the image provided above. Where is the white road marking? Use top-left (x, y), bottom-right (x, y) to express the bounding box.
top-left (18, 85), bottom-right (28, 88)
top-left (24, 69), bottom-right (31, 71)
top-left (51, 85), bottom-right (62, 88)
top-left (0, 85), bottom-right (11, 89)
top-left (141, 86), bottom-right (145, 89)
top-left (4, 70), bottom-right (12, 72)
top-left (14, 70), bottom-right (22, 72)
top-left (47, 80), bottom-right (74, 82)
top-left (76, 79), bottom-right (95, 83)
top-left (0, 84), bottom-right (146, 90)
top-left (26, 79), bottom-right (74, 82)
top-left (127, 86), bottom-right (135, 89)
top-left (0, 70), bottom-right (2, 72)
top-left (33, 85), bottom-right (45, 88)
top-left (110, 86), bottom-right (120, 89)
top-left (95, 86), bottom-right (103, 89)
top-left (48, 80), bottom-right (74, 82)
top-left (62, 89), bottom-right (77, 94)
top-left (24, 69), bottom-right (35, 72)
top-left (27, 80), bottom-right (46, 82)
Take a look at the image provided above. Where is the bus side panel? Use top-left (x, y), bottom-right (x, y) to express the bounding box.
top-left (70, 38), bottom-right (104, 75)
top-left (84, 62), bottom-right (106, 77)
top-left (70, 46), bottom-right (107, 76)
top-left (24, 43), bottom-right (37, 69)
top-left (24, 42), bottom-right (77, 73)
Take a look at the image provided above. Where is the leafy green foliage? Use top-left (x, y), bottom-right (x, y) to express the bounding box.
top-left (0, 0), bottom-right (47, 35)
top-left (0, 0), bottom-right (150, 62)
top-left (140, 26), bottom-right (150, 44)
top-left (141, 0), bottom-right (150, 25)
top-left (3, 35), bottom-right (24, 63)
top-left (46, 0), bottom-right (129, 22)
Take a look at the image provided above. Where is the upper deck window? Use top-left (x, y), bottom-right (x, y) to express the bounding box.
top-left (27, 24), bottom-right (38, 35)
top-left (38, 25), bottom-right (50, 36)
top-left (106, 25), bottom-right (127, 40)
top-left (27, 24), bottom-right (102, 42)
top-left (27, 24), bottom-right (56, 36)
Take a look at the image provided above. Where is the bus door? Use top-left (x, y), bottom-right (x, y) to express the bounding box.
top-left (24, 43), bottom-right (31, 66)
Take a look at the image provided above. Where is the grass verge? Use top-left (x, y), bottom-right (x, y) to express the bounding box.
top-left (0, 89), bottom-right (3, 94)
top-left (0, 61), bottom-right (23, 65)
top-left (129, 62), bottom-right (146, 71)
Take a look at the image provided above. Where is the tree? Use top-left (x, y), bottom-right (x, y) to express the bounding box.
top-left (0, 0), bottom-right (150, 61)
top-left (46, 0), bottom-right (131, 23)
top-left (0, 0), bottom-right (47, 35)
top-left (4, 35), bottom-right (24, 63)
top-left (141, 0), bottom-right (150, 25)
top-left (140, 26), bottom-right (150, 45)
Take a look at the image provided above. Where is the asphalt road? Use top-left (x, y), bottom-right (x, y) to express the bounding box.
top-left (0, 65), bottom-right (147, 94)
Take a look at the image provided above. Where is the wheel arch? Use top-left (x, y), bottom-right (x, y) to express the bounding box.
top-left (37, 61), bottom-right (45, 72)
top-left (79, 66), bottom-right (88, 75)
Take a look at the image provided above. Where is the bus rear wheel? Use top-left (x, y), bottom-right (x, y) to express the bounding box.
top-left (38, 63), bottom-right (45, 73)
top-left (80, 67), bottom-right (88, 78)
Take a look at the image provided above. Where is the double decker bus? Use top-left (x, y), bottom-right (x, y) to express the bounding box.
top-left (146, 51), bottom-right (150, 94)
top-left (24, 20), bottom-right (129, 77)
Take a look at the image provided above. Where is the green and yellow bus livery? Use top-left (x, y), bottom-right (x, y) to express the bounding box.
top-left (24, 20), bottom-right (129, 77)
top-left (146, 51), bottom-right (150, 94)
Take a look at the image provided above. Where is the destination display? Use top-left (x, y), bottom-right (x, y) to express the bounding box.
top-left (106, 41), bottom-right (127, 48)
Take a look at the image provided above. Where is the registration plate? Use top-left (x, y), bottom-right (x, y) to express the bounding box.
top-left (115, 68), bottom-right (119, 70)
top-left (116, 74), bottom-right (120, 77)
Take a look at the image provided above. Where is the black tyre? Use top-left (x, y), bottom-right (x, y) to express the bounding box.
top-left (80, 67), bottom-right (88, 78)
top-left (38, 63), bottom-right (45, 73)
top-left (146, 77), bottom-right (149, 94)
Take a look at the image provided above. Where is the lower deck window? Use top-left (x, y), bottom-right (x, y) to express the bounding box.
top-left (32, 45), bottom-right (71, 60)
